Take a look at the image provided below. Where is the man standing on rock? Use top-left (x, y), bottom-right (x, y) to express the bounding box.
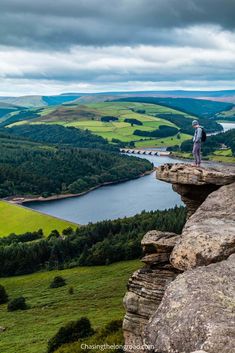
top-left (192, 120), bottom-right (202, 167)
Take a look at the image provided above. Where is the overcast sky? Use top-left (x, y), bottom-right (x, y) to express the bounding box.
top-left (1, 0), bottom-right (235, 96)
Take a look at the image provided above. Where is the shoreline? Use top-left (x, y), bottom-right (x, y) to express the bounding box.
top-left (5, 168), bottom-right (155, 205)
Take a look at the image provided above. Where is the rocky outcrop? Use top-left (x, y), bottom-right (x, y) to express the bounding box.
top-left (156, 163), bottom-right (235, 217)
top-left (171, 182), bottom-right (235, 270)
top-left (123, 231), bottom-right (180, 353)
top-left (144, 254), bottom-right (235, 353)
top-left (156, 163), bottom-right (235, 186)
top-left (123, 164), bottom-right (235, 353)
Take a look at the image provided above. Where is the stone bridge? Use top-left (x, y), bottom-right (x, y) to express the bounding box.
top-left (120, 148), bottom-right (171, 156)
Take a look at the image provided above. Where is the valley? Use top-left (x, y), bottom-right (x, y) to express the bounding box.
top-left (1, 2), bottom-right (235, 353)
top-left (0, 92), bottom-right (234, 353)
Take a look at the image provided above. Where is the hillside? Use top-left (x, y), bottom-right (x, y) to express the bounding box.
top-left (1, 90), bottom-right (235, 108)
top-left (0, 129), bottom-right (152, 198)
top-left (0, 94), bottom-right (81, 108)
top-left (116, 96), bottom-right (231, 120)
top-left (6, 101), bottom-right (194, 147)
top-left (0, 206), bottom-right (186, 276)
top-left (0, 102), bottom-right (22, 121)
top-left (0, 201), bottom-right (77, 237)
top-left (0, 260), bottom-right (140, 353)
top-left (4, 99), bottom-right (229, 149)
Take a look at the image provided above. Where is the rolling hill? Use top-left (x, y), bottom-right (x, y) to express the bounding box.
top-left (1, 90), bottom-right (235, 108)
top-left (0, 200), bottom-right (77, 237)
top-left (0, 94), bottom-right (81, 108)
top-left (2, 97), bottom-right (232, 148)
top-left (6, 101), bottom-right (193, 147)
top-left (0, 128), bottom-right (152, 198)
top-left (0, 260), bottom-right (140, 353)
top-left (116, 97), bottom-right (233, 119)
top-left (0, 102), bottom-right (23, 121)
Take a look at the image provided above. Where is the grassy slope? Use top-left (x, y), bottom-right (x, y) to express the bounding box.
top-left (0, 260), bottom-right (140, 353)
top-left (216, 106), bottom-right (235, 120)
top-left (8, 102), bottom-right (193, 146)
top-left (135, 133), bottom-right (191, 148)
top-left (173, 148), bottom-right (235, 163)
top-left (0, 201), bottom-right (78, 237)
top-left (209, 148), bottom-right (235, 163)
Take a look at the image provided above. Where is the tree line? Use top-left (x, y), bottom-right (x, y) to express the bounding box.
top-left (0, 206), bottom-right (186, 277)
top-left (0, 129), bottom-right (152, 197)
top-left (134, 125), bottom-right (178, 138)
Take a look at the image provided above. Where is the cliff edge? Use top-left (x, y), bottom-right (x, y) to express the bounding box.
top-left (123, 163), bottom-right (235, 353)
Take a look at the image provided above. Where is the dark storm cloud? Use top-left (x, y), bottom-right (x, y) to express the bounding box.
top-left (0, 0), bottom-right (235, 49)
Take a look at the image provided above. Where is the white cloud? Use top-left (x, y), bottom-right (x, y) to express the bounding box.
top-left (0, 25), bottom-right (235, 95)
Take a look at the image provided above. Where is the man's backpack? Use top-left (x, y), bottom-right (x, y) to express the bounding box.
top-left (201, 128), bottom-right (207, 142)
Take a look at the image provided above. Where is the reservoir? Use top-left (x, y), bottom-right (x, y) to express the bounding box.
top-left (26, 155), bottom-right (184, 224)
top-left (220, 122), bottom-right (235, 132)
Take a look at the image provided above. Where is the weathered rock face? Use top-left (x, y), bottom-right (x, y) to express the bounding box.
top-left (123, 231), bottom-right (180, 353)
top-left (156, 163), bottom-right (235, 217)
top-left (123, 163), bottom-right (235, 353)
top-left (171, 182), bottom-right (235, 270)
top-left (144, 254), bottom-right (235, 353)
top-left (156, 163), bottom-right (235, 186)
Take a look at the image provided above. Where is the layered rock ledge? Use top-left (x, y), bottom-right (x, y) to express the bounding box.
top-left (123, 231), bottom-right (180, 353)
top-left (123, 163), bottom-right (235, 353)
top-left (156, 163), bottom-right (235, 217)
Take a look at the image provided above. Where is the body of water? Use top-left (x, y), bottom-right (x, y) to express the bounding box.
top-left (26, 155), bottom-right (183, 224)
top-left (220, 122), bottom-right (235, 132)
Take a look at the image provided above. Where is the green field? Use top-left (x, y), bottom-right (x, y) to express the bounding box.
top-left (8, 102), bottom-right (193, 146)
top-left (0, 201), bottom-right (78, 237)
top-left (209, 148), bottom-right (235, 163)
top-left (0, 260), bottom-right (140, 353)
top-left (135, 133), bottom-right (192, 147)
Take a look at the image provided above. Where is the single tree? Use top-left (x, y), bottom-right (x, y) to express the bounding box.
top-left (0, 285), bottom-right (8, 304)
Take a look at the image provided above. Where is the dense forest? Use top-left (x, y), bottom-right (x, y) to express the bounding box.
top-left (0, 206), bottom-right (186, 276)
top-left (4, 124), bottom-right (117, 150)
top-left (124, 118), bottom-right (143, 126)
top-left (180, 129), bottom-right (235, 156)
top-left (116, 97), bottom-right (233, 119)
top-left (0, 129), bottom-right (152, 198)
top-left (101, 116), bottom-right (118, 122)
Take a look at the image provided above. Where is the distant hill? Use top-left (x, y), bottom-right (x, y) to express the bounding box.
top-left (0, 90), bottom-right (235, 108)
top-left (0, 94), bottom-right (81, 108)
top-left (0, 102), bottom-right (22, 121)
top-left (0, 95), bottom-right (45, 107)
top-left (115, 96), bottom-right (233, 119)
